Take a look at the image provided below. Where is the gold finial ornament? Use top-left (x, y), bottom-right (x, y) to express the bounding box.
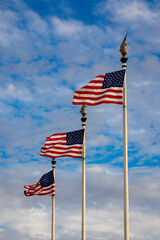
top-left (80, 105), bottom-right (87, 118)
top-left (120, 33), bottom-right (129, 58)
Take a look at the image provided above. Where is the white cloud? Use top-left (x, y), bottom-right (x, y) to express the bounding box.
top-left (96, 0), bottom-right (160, 46)
top-left (0, 9), bottom-right (24, 47)
top-left (88, 134), bottom-right (110, 147)
top-left (0, 83), bottom-right (33, 102)
top-left (115, 1), bottom-right (160, 22)
top-left (130, 211), bottom-right (160, 240)
top-left (51, 16), bottom-right (106, 46)
top-left (100, 0), bottom-right (160, 24)
top-left (51, 17), bottom-right (83, 37)
top-left (25, 11), bottom-right (48, 36)
top-left (1, 207), bottom-right (51, 239)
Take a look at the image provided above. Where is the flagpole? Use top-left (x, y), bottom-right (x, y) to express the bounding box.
top-left (120, 34), bottom-right (129, 240)
top-left (51, 159), bottom-right (56, 240)
top-left (80, 105), bottom-right (87, 240)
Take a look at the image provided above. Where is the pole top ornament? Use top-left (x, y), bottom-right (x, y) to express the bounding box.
top-left (51, 159), bottom-right (56, 166)
top-left (120, 33), bottom-right (129, 58)
top-left (80, 105), bottom-right (87, 118)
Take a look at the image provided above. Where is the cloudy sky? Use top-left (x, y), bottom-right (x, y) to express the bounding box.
top-left (0, 0), bottom-right (160, 239)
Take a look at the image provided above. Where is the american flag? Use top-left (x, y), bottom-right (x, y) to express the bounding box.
top-left (73, 70), bottom-right (125, 106)
top-left (40, 129), bottom-right (84, 159)
top-left (24, 170), bottom-right (55, 196)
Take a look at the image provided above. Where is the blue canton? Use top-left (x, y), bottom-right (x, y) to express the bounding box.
top-left (66, 129), bottom-right (84, 145)
top-left (40, 170), bottom-right (54, 188)
top-left (102, 70), bottom-right (125, 89)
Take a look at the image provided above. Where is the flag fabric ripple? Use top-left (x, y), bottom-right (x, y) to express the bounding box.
top-left (24, 170), bottom-right (55, 196)
top-left (73, 70), bottom-right (125, 106)
top-left (40, 129), bottom-right (84, 159)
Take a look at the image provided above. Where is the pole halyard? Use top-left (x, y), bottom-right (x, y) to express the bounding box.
top-left (51, 159), bottom-right (56, 240)
top-left (80, 105), bottom-right (87, 240)
top-left (120, 34), bottom-right (129, 240)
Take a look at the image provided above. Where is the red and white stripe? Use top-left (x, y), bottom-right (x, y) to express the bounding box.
top-left (40, 133), bottom-right (83, 159)
top-left (73, 74), bottom-right (123, 106)
top-left (24, 182), bottom-right (55, 196)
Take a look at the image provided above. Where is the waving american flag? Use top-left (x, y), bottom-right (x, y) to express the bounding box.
top-left (24, 170), bottom-right (55, 196)
top-left (40, 129), bottom-right (84, 159)
top-left (73, 70), bottom-right (125, 106)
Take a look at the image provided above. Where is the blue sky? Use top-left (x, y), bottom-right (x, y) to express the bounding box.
top-left (0, 0), bottom-right (160, 239)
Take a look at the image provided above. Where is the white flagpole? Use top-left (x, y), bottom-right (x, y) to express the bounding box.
top-left (80, 105), bottom-right (87, 240)
top-left (120, 34), bottom-right (129, 240)
top-left (51, 159), bottom-right (56, 240)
